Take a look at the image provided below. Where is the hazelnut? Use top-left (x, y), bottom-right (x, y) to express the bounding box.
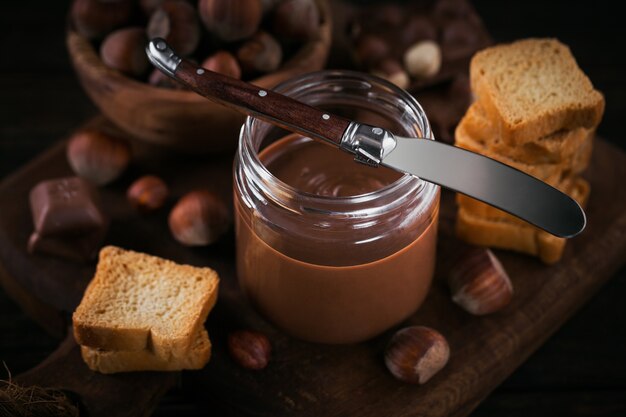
top-left (168, 190), bottom-right (230, 246)
top-left (441, 19), bottom-right (480, 61)
top-left (403, 40), bottom-right (442, 79)
top-left (147, 0), bottom-right (201, 57)
top-left (433, 0), bottom-right (472, 19)
top-left (228, 330), bottom-right (271, 370)
top-left (201, 51), bottom-right (242, 79)
top-left (384, 326), bottom-right (450, 384)
top-left (67, 130), bottom-right (131, 186)
top-left (260, 0), bottom-right (280, 14)
top-left (401, 15), bottom-right (437, 47)
top-left (127, 175), bottom-right (169, 212)
top-left (370, 59), bottom-right (410, 90)
top-left (148, 68), bottom-right (186, 89)
top-left (237, 31), bottom-right (282, 73)
top-left (198, 0), bottom-right (262, 42)
top-left (374, 4), bottom-right (404, 27)
top-left (71, 0), bottom-right (132, 40)
top-left (353, 34), bottom-right (389, 68)
top-left (448, 247), bottom-right (513, 315)
top-left (271, 0), bottom-right (320, 41)
top-left (139, 0), bottom-right (164, 16)
top-left (100, 27), bottom-right (150, 77)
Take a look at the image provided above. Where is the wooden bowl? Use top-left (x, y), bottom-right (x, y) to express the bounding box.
top-left (66, 0), bottom-right (332, 153)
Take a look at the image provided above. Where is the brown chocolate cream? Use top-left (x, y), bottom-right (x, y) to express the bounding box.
top-left (235, 134), bottom-right (439, 343)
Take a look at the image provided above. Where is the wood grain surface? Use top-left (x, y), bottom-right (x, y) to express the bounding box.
top-left (1, 1), bottom-right (625, 416)
top-left (0, 116), bottom-right (624, 416)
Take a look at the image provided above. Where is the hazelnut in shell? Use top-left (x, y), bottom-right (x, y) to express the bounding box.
top-left (237, 31), bottom-right (282, 74)
top-left (201, 51), bottom-right (242, 79)
top-left (448, 247), bottom-right (513, 315)
top-left (127, 175), bottom-right (169, 213)
top-left (71, 0), bottom-right (132, 40)
top-left (168, 190), bottom-right (230, 246)
top-left (100, 27), bottom-right (150, 77)
top-left (228, 330), bottom-right (271, 370)
top-left (198, 0), bottom-right (262, 42)
top-left (66, 130), bottom-right (131, 186)
top-left (353, 34), bottom-right (389, 68)
top-left (385, 326), bottom-right (450, 384)
top-left (147, 0), bottom-right (201, 57)
top-left (272, 0), bottom-right (320, 41)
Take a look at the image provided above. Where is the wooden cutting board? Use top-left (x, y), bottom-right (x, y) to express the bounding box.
top-left (1, 117), bottom-right (625, 417)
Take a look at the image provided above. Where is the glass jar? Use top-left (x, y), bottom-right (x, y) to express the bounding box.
top-left (234, 71), bottom-right (440, 344)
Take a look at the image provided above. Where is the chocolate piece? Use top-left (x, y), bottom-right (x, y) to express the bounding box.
top-left (28, 177), bottom-right (108, 261)
top-left (30, 177), bottom-right (105, 236)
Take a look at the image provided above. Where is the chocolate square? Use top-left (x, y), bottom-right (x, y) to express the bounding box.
top-left (28, 176), bottom-right (108, 261)
top-left (30, 177), bottom-right (105, 237)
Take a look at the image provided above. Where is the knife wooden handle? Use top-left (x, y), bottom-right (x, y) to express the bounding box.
top-left (174, 59), bottom-right (351, 146)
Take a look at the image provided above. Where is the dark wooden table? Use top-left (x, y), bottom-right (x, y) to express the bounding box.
top-left (1, 1), bottom-right (624, 416)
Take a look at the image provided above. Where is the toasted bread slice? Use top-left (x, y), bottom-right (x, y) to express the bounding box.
top-left (73, 246), bottom-right (219, 358)
top-left (470, 38), bottom-right (604, 144)
top-left (81, 328), bottom-right (211, 374)
top-left (461, 101), bottom-right (594, 164)
top-left (455, 120), bottom-right (592, 186)
top-left (456, 177), bottom-right (590, 264)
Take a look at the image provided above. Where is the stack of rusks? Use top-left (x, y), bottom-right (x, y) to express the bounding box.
top-left (455, 38), bottom-right (605, 264)
top-left (73, 246), bottom-right (219, 373)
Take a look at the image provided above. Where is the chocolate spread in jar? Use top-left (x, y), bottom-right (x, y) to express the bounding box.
top-left (235, 134), bottom-right (439, 343)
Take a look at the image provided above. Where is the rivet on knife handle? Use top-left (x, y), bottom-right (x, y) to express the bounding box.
top-left (146, 38), bottom-right (351, 147)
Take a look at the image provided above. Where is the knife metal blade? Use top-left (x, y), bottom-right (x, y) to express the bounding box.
top-left (381, 136), bottom-right (586, 238)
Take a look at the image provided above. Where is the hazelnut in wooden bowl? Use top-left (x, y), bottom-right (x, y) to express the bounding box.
top-left (67, 0), bottom-right (332, 153)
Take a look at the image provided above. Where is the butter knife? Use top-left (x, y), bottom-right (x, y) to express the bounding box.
top-left (146, 38), bottom-right (585, 238)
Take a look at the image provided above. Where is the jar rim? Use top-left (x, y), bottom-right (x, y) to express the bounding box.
top-left (238, 70), bottom-right (439, 215)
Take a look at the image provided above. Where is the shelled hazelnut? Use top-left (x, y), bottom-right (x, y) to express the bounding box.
top-left (71, 0), bottom-right (132, 40)
top-left (66, 130), bottom-right (131, 186)
top-left (127, 175), bottom-right (169, 212)
top-left (272, 0), bottom-right (320, 41)
top-left (237, 31), bottom-right (283, 73)
top-left (228, 330), bottom-right (271, 370)
top-left (198, 0), bottom-right (263, 42)
top-left (370, 59), bottom-right (410, 90)
top-left (147, 0), bottom-right (201, 57)
top-left (100, 27), bottom-right (150, 77)
top-left (384, 326), bottom-right (450, 384)
top-left (447, 247), bottom-right (513, 315)
top-left (201, 51), bottom-right (242, 79)
top-left (168, 190), bottom-right (230, 246)
top-left (403, 40), bottom-right (442, 79)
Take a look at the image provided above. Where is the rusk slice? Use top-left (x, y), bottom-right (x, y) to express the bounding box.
top-left (81, 328), bottom-right (211, 374)
top-left (455, 120), bottom-right (592, 186)
top-left (470, 38), bottom-right (604, 144)
top-left (73, 246), bottom-right (219, 357)
top-left (461, 101), bottom-right (594, 164)
top-left (456, 177), bottom-right (590, 264)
